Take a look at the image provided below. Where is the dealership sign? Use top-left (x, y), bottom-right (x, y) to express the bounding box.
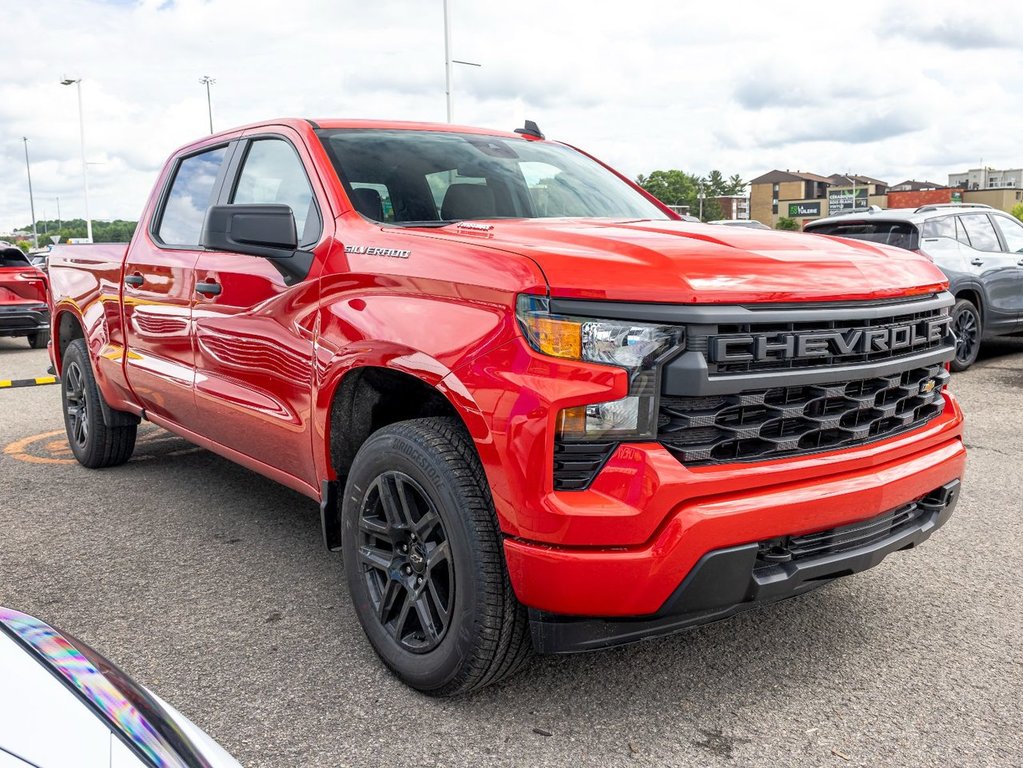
top-left (828, 188), bottom-right (868, 214)
top-left (788, 201), bottom-right (821, 217)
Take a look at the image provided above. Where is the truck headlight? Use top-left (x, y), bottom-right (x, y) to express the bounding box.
top-left (516, 295), bottom-right (684, 440)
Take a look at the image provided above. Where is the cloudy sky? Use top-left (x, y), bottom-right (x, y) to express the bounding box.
top-left (2, 0), bottom-right (1021, 232)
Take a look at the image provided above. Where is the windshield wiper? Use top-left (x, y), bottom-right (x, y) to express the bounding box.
top-left (388, 220), bottom-right (460, 228)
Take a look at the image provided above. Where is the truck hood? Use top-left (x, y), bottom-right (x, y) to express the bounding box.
top-left (414, 219), bottom-right (948, 304)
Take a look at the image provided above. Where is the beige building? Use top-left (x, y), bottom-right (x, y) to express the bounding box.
top-left (749, 170), bottom-right (832, 226)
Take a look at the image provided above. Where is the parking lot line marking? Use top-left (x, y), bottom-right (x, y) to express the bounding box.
top-left (0, 376), bottom-right (58, 389)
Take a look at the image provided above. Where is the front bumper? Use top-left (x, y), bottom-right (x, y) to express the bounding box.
top-left (0, 303), bottom-right (50, 337)
top-left (529, 480), bottom-right (960, 653)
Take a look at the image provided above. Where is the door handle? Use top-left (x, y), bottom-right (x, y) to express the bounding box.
top-left (124, 272), bottom-right (144, 287)
top-left (195, 280), bottom-right (222, 296)
top-left (1017, 259), bottom-right (1023, 267)
top-left (969, 258), bottom-right (984, 267)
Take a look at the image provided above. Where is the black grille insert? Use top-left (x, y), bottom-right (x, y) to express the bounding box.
top-left (659, 364), bottom-right (949, 465)
top-left (553, 440), bottom-right (616, 491)
top-left (752, 484), bottom-right (956, 573)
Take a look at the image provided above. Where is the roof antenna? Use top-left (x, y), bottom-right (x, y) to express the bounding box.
top-left (514, 120), bottom-right (545, 139)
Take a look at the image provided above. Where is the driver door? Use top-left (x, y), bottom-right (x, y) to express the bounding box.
top-left (190, 131), bottom-right (327, 489)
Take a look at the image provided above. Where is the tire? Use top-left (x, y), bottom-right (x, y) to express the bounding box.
top-left (27, 329), bottom-right (49, 349)
top-left (341, 417), bottom-right (531, 696)
top-left (950, 299), bottom-right (981, 372)
top-left (61, 338), bottom-right (137, 468)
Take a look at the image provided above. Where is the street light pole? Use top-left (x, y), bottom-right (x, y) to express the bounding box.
top-left (21, 137), bottom-right (38, 249)
top-left (56, 197), bottom-right (61, 232)
top-left (199, 76), bottom-right (215, 134)
top-left (442, 0), bottom-right (481, 123)
top-left (61, 77), bottom-right (93, 243)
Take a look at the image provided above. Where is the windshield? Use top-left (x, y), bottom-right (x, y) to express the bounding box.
top-left (807, 220), bottom-right (919, 251)
top-left (317, 129), bottom-right (668, 225)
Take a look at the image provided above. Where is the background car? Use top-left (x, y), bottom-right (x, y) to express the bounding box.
top-left (0, 606), bottom-right (241, 767)
top-left (707, 219), bottom-right (771, 230)
top-left (1, 246), bottom-right (50, 349)
top-left (805, 204), bottom-right (1023, 370)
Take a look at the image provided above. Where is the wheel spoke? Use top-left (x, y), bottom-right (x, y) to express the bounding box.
top-left (377, 476), bottom-right (409, 530)
top-left (377, 579), bottom-right (403, 623)
top-left (358, 515), bottom-right (390, 538)
top-left (393, 591), bottom-right (414, 638)
top-left (425, 578), bottom-right (449, 624)
top-left (412, 593), bottom-right (441, 643)
top-left (358, 544), bottom-right (393, 573)
top-left (415, 508), bottom-right (440, 539)
top-left (427, 540), bottom-right (450, 570)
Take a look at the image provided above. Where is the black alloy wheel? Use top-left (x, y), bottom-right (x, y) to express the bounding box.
top-left (60, 338), bottom-right (137, 468)
top-left (64, 360), bottom-right (90, 449)
top-left (341, 418), bottom-right (531, 696)
top-left (951, 299), bottom-right (981, 371)
top-left (357, 471), bottom-right (453, 653)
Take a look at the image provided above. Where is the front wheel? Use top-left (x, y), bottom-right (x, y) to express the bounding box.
top-left (341, 418), bottom-right (531, 696)
top-left (61, 338), bottom-right (137, 468)
top-left (950, 299), bottom-right (981, 372)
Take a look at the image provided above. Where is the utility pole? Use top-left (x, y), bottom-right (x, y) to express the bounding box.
top-left (60, 77), bottom-right (93, 243)
top-left (442, 0), bottom-right (480, 123)
top-left (22, 138), bottom-right (38, 249)
top-left (199, 76), bottom-right (216, 133)
top-left (56, 197), bottom-right (61, 232)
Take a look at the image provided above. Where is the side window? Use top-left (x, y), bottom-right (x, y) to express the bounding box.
top-left (954, 217), bottom-right (971, 246)
top-left (922, 216), bottom-right (956, 240)
top-left (232, 139), bottom-right (321, 246)
top-left (992, 215), bottom-right (1023, 254)
top-left (959, 214), bottom-right (1001, 252)
top-left (157, 146), bottom-right (227, 246)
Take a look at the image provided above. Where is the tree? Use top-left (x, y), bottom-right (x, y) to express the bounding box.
top-left (16, 218), bottom-right (138, 244)
top-left (637, 168), bottom-right (747, 222)
top-left (1012, 203), bottom-right (1023, 222)
top-left (635, 170), bottom-right (701, 211)
top-left (775, 217), bottom-right (800, 231)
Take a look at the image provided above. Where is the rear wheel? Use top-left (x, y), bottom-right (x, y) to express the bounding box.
top-left (27, 330), bottom-right (49, 349)
top-left (61, 338), bottom-right (137, 468)
top-left (341, 418), bottom-right (531, 696)
top-left (950, 299), bottom-right (981, 371)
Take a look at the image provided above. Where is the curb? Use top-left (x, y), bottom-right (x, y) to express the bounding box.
top-left (0, 376), bottom-right (59, 389)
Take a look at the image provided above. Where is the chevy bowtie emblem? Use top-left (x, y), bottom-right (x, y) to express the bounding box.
top-left (920, 379), bottom-right (937, 394)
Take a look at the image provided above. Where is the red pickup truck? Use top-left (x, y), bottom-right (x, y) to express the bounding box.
top-left (48, 119), bottom-right (966, 696)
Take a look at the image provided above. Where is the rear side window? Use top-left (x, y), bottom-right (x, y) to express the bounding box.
top-left (921, 217), bottom-right (956, 240)
top-left (808, 221), bottom-right (918, 251)
top-left (1, 248), bottom-right (31, 267)
top-left (157, 146), bottom-right (228, 246)
top-left (959, 214), bottom-right (1001, 252)
top-left (993, 215), bottom-right (1023, 253)
top-left (231, 138), bottom-right (321, 247)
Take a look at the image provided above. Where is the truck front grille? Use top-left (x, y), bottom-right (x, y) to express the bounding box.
top-left (658, 364), bottom-right (949, 465)
top-left (704, 304), bottom-right (949, 375)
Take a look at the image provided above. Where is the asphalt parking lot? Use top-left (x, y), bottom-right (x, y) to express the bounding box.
top-left (1, 336), bottom-right (1021, 768)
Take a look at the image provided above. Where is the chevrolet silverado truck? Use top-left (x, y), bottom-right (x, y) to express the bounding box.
top-left (47, 119), bottom-right (966, 696)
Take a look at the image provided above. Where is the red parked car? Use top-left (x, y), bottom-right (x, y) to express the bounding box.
top-left (0, 245), bottom-right (49, 349)
top-left (46, 119), bottom-right (965, 695)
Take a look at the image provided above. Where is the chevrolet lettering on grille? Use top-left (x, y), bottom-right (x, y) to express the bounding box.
top-left (710, 316), bottom-right (952, 363)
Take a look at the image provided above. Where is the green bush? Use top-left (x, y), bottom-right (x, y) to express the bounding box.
top-left (1012, 203), bottom-right (1023, 222)
top-left (775, 217), bottom-right (800, 231)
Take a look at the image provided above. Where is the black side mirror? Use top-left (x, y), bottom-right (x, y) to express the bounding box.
top-left (200, 204), bottom-right (297, 258)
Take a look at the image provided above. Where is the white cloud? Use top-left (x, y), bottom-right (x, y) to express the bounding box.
top-left (2, 0), bottom-right (1022, 232)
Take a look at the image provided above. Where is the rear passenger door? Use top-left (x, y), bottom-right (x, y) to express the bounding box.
top-left (958, 213), bottom-right (1021, 331)
top-left (190, 131), bottom-right (326, 488)
top-left (991, 213), bottom-right (1023, 324)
